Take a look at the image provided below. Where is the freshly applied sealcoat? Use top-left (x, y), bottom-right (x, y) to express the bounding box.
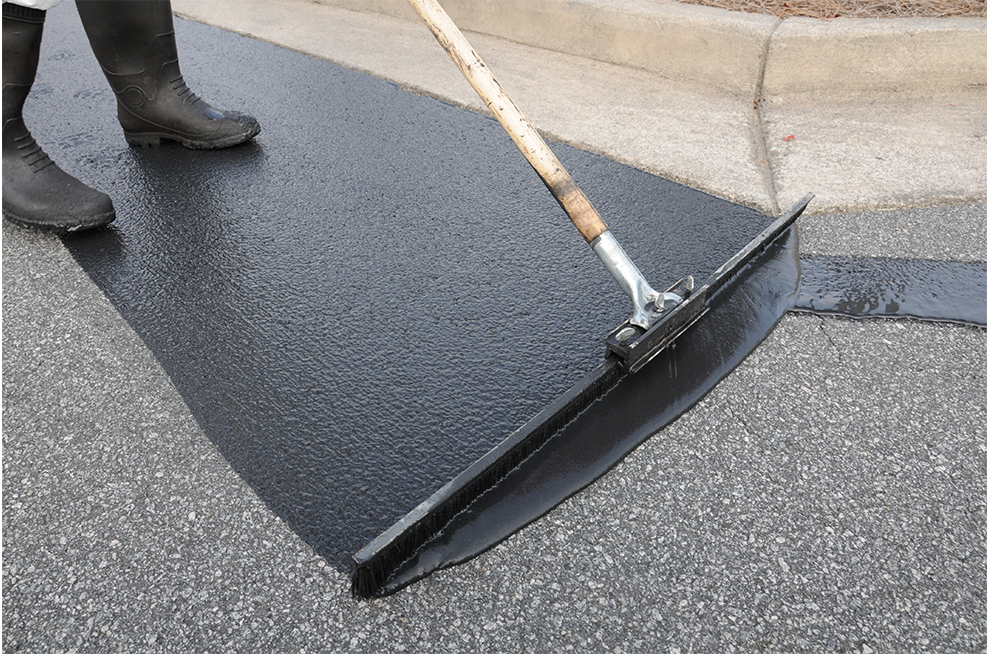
top-left (35, 8), bottom-right (984, 590)
top-left (44, 9), bottom-right (766, 570)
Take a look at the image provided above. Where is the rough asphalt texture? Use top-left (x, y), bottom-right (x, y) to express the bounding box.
top-left (3, 2), bottom-right (986, 653)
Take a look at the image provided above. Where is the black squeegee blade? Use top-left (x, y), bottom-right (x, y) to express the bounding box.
top-left (351, 195), bottom-right (812, 599)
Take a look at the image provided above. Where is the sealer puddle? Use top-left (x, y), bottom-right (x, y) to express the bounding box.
top-left (376, 227), bottom-right (802, 594)
top-left (794, 256), bottom-right (986, 326)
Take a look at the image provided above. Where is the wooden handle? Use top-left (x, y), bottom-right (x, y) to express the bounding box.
top-left (407, 0), bottom-right (608, 243)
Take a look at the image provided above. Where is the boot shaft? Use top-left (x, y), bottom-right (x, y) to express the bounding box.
top-left (74, 0), bottom-right (259, 148)
top-left (2, 4), bottom-right (46, 123)
top-left (75, 0), bottom-right (176, 77)
top-left (76, 0), bottom-right (186, 114)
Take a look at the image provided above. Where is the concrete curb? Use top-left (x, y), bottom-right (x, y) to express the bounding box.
top-left (315, 0), bottom-right (987, 99)
top-left (763, 16), bottom-right (988, 98)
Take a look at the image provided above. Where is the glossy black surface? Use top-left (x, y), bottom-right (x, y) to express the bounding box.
top-left (795, 256), bottom-right (987, 326)
top-left (38, 9), bottom-right (768, 569)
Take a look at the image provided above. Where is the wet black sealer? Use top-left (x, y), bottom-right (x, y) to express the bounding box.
top-left (45, 10), bottom-right (766, 569)
top-left (34, 9), bottom-right (986, 585)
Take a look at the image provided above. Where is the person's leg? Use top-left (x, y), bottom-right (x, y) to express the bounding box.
top-left (75, 0), bottom-right (260, 149)
top-left (2, 2), bottom-right (115, 233)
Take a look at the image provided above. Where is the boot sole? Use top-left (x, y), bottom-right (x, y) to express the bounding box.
top-left (125, 126), bottom-right (261, 150)
top-left (2, 207), bottom-right (116, 236)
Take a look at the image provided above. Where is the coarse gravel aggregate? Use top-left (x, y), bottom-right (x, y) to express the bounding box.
top-left (798, 203), bottom-right (988, 262)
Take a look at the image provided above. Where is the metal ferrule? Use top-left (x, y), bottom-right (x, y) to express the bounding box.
top-left (591, 230), bottom-right (680, 329)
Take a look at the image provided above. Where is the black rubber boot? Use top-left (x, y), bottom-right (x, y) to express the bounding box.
top-left (2, 3), bottom-right (115, 234)
top-left (75, 0), bottom-right (260, 149)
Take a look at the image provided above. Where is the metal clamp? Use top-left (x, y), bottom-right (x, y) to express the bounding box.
top-left (591, 230), bottom-right (686, 329)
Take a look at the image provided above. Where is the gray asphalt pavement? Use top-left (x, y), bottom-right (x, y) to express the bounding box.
top-left (3, 1), bottom-right (986, 652)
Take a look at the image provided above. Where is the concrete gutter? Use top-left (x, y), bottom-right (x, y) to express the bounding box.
top-left (316, 0), bottom-right (987, 100)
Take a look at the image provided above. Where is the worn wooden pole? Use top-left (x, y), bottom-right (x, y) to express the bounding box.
top-left (407, 0), bottom-right (608, 243)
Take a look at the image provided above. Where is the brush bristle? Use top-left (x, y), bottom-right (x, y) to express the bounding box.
top-left (351, 358), bottom-right (625, 599)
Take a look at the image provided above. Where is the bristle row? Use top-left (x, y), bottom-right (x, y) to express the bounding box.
top-left (352, 360), bottom-right (625, 598)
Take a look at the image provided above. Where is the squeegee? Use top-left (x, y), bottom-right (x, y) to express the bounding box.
top-left (352, 0), bottom-right (812, 597)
